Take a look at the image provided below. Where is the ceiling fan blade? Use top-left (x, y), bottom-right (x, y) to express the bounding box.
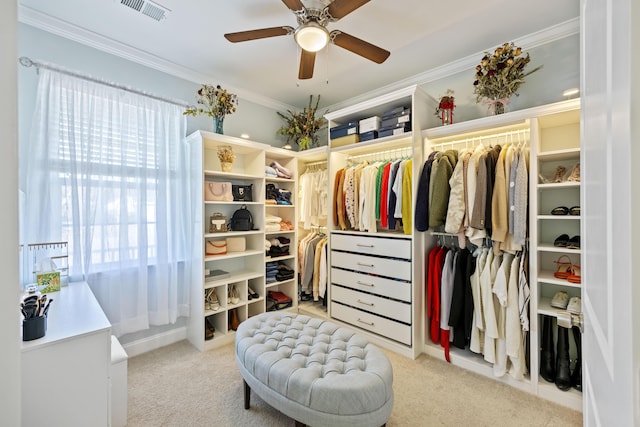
top-left (330, 31), bottom-right (390, 64)
top-left (327, 0), bottom-right (370, 20)
top-left (224, 26), bottom-right (293, 43)
top-left (298, 49), bottom-right (316, 80)
top-left (282, 0), bottom-right (305, 12)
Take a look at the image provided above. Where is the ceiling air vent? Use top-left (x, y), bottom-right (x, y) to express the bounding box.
top-left (119, 0), bottom-right (170, 22)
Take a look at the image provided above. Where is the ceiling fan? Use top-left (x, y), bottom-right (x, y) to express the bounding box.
top-left (224, 0), bottom-right (390, 80)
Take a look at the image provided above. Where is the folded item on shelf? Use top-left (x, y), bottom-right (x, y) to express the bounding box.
top-left (269, 247), bottom-right (290, 257)
top-left (270, 161), bottom-right (292, 179)
top-left (265, 214), bottom-right (283, 223)
top-left (265, 223), bottom-right (281, 232)
top-left (265, 165), bottom-right (278, 177)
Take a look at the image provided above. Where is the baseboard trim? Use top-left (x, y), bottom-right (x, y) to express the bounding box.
top-left (122, 326), bottom-right (187, 358)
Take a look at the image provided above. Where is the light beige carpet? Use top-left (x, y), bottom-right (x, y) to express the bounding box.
top-left (127, 340), bottom-right (583, 426)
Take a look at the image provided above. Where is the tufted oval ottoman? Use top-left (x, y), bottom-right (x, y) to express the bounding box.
top-left (235, 312), bottom-right (393, 427)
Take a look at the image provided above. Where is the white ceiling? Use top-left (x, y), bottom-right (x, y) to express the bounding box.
top-left (19, 0), bottom-right (579, 109)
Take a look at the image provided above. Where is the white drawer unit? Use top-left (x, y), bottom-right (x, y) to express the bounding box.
top-left (331, 284), bottom-right (412, 324)
top-left (331, 301), bottom-right (412, 346)
top-left (331, 234), bottom-right (411, 260)
top-left (329, 232), bottom-right (413, 348)
top-left (331, 267), bottom-right (411, 303)
top-left (331, 252), bottom-right (412, 281)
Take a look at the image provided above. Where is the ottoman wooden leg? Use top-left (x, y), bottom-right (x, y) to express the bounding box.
top-left (243, 379), bottom-right (251, 410)
top-left (294, 421), bottom-right (305, 427)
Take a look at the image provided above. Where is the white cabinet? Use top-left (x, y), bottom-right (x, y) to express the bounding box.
top-left (186, 132), bottom-right (300, 351)
top-left (324, 85), bottom-right (435, 359)
top-left (21, 282), bottom-right (111, 427)
top-left (420, 98), bottom-right (582, 411)
top-left (530, 108), bottom-right (583, 411)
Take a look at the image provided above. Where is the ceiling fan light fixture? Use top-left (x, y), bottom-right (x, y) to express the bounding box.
top-left (294, 22), bottom-right (329, 52)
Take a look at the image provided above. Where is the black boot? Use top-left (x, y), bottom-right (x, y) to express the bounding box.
top-left (540, 316), bottom-right (556, 383)
top-left (555, 326), bottom-right (572, 391)
top-left (571, 326), bottom-right (582, 392)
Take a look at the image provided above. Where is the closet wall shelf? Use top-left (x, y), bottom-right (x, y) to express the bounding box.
top-left (205, 201), bottom-right (262, 206)
top-left (330, 133), bottom-right (413, 156)
top-left (265, 177), bottom-right (294, 183)
top-left (266, 254), bottom-right (295, 262)
top-left (537, 244), bottom-right (582, 254)
top-left (537, 271), bottom-right (582, 288)
top-left (536, 147), bottom-right (581, 161)
top-left (266, 278), bottom-right (295, 288)
top-left (536, 381), bottom-right (583, 411)
top-left (266, 230), bottom-right (295, 236)
top-left (204, 170), bottom-right (262, 180)
top-left (203, 271), bottom-right (263, 288)
top-left (537, 215), bottom-right (581, 220)
top-left (204, 230), bottom-right (263, 239)
top-left (204, 250), bottom-right (264, 262)
top-left (266, 204), bottom-right (295, 209)
top-left (537, 182), bottom-right (580, 189)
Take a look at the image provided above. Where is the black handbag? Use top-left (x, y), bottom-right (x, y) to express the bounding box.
top-left (230, 205), bottom-right (254, 231)
top-left (232, 184), bottom-right (253, 202)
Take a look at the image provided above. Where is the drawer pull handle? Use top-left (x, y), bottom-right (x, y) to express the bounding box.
top-left (356, 243), bottom-right (374, 248)
top-left (356, 281), bottom-right (374, 287)
top-left (357, 262), bottom-right (374, 268)
top-left (357, 318), bottom-right (375, 326)
top-left (357, 299), bottom-right (374, 307)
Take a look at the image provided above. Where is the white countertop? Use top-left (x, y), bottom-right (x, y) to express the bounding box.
top-left (20, 281), bottom-right (111, 352)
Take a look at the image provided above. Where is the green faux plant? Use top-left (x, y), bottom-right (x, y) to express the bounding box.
top-left (276, 95), bottom-right (326, 150)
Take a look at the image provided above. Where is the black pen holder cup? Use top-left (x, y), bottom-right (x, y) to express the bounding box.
top-left (22, 316), bottom-right (46, 341)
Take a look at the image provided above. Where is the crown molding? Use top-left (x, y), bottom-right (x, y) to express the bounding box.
top-left (18, 5), bottom-right (296, 112)
top-left (326, 17), bottom-right (580, 112)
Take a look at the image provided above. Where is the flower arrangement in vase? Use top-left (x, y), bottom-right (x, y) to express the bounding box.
top-left (276, 95), bottom-right (326, 151)
top-left (473, 42), bottom-right (542, 114)
top-left (435, 89), bottom-right (455, 125)
top-left (184, 84), bottom-right (238, 134)
top-left (217, 145), bottom-right (235, 172)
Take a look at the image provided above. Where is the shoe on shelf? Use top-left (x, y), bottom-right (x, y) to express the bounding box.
top-left (553, 234), bottom-right (570, 247)
top-left (554, 255), bottom-right (574, 279)
top-left (229, 285), bottom-right (240, 305)
top-left (567, 162), bottom-right (581, 182)
top-left (569, 206), bottom-right (581, 216)
top-left (551, 206), bottom-right (569, 215)
top-left (553, 165), bottom-right (567, 183)
top-left (207, 288), bottom-right (220, 311)
top-left (550, 291), bottom-right (570, 309)
top-left (567, 296), bottom-right (581, 314)
top-left (566, 235), bottom-right (580, 250)
top-left (204, 317), bottom-right (215, 341)
top-left (248, 287), bottom-right (259, 300)
top-left (567, 265), bottom-right (582, 284)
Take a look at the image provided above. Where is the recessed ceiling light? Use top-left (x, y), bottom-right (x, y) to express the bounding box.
top-left (282, 143), bottom-right (292, 150)
top-left (562, 88), bottom-right (579, 98)
top-left (240, 133), bottom-right (250, 139)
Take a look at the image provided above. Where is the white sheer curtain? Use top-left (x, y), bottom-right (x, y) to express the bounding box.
top-left (21, 69), bottom-right (193, 336)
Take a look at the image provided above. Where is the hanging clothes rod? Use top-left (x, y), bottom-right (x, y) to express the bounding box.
top-left (347, 146), bottom-right (411, 163)
top-left (18, 56), bottom-right (190, 108)
top-left (430, 128), bottom-right (530, 149)
top-left (305, 160), bottom-right (327, 168)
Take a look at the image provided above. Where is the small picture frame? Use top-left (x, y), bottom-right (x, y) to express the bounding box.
top-left (37, 271), bottom-right (61, 293)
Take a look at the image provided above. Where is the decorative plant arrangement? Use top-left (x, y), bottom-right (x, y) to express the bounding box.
top-left (473, 42), bottom-right (542, 114)
top-left (217, 145), bottom-right (235, 172)
top-left (435, 89), bottom-right (455, 125)
top-left (276, 95), bottom-right (326, 151)
top-left (184, 84), bottom-right (238, 133)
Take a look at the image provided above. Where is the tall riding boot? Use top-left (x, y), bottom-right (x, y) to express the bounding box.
top-left (571, 326), bottom-right (582, 392)
top-left (555, 325), bottom-right (572, 391)
top-left (540, 316), bottom-right (556, 383)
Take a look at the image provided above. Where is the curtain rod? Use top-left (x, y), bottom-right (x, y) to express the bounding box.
top-left (18, 56), bottom-right (190, 108)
